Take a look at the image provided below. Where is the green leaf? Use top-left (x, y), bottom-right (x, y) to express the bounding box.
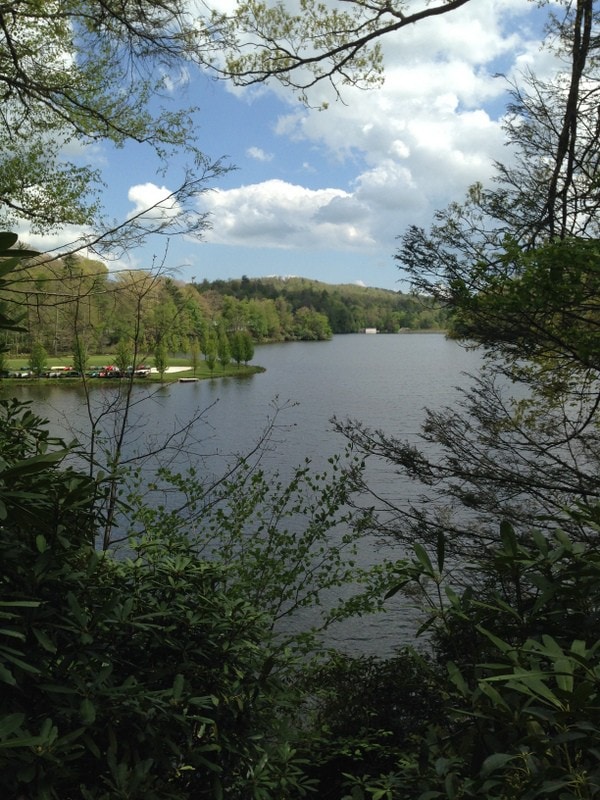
top-left (0, 713), bottom-right (25, 738)
top-left (172, 673), bottom-right (184, 701)
top-left (570, 639), bottom-right (588, 659)
top-left (505, 675), bottom-right (563, 708)
top-left (499, 519), bottom-right (518, 555)
top-left (0, 664), bottom-right (16, 686)
top-left (0, 232), bottom-right (18, 250)
top-left (447, 661), bottom-right (468, 694)
top-left (80, 698), bottom-right (96, 725)
top-left (480, 752), bottom-right (514, 777)
top-left (413, 542), bottom-right (434, 575)
top-left (553, 657), bottom-right (574, 694)
top-left (0, 600), bottom-right (40, 609)
top-left (476, 625), bottom-right (517, 657)
top-left (539, 634), bottom-right (565, 658)
top-left (477, 680), bottom-right (511, 710)
top-left (0, 448), bottom-right (69, 480)
top-left (32, 628), bottom-right (57, 654)
top-left (383, 579), bottom-right (409, 600)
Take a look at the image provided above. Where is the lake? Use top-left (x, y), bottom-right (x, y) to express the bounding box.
top-left (4, 333), bottom-right (483, 656)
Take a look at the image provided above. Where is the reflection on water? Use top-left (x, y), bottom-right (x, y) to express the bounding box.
top-left (3, 334), bottom-right (482, 656)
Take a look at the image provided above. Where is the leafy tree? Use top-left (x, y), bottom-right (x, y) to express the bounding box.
top-left (280, 512), bottom-right (600, 797)
top-left (114, 338), bottom-right (132, 376)
top-left (0, 399), bottom-right (319, 800)
top-left (28, 340), bottom-right (48, 377)
top-left (154, 340), bottom-right (168, 380)
top-left (205, 330), bottom-right (217, 374)
top-left (293, 306), bottom-right (332, 341)
top-left (190, 336), bottom-right (201, 375)
top-left (240, 329), bottom-right (255, 364)
top-left (230, 329), bottom-right (245, 368)
top-left (217, 329), bottom-right (231, 370)
top-left (297, 648), bottom-right (444, 798)
top-left (0, 1), bottom-right (230, 239)
top-left (229, 328), bottom-right (255, 366)
top-left (330, 0), bottom-right (600, 565)
top-left (212, 0), bottom-right (473, 103)
top-left (72, 335), bottom-right (89, 375)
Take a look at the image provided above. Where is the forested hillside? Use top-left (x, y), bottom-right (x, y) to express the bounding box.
top-left (196, 275), bottom-right (447, 334)
top-left (2, 256), bottom-right (446, 359)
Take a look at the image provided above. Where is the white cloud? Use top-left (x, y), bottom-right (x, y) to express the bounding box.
top-left (127, 182), bottom-right (182, 222)
top-left (199, 178), bottom-right (375, 249)
top-left (246, 146), bottom-right (274, 161)
top-left (200, 0), bottom-right (548, 259)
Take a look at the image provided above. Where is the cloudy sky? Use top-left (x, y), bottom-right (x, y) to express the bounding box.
top-left (37, 0), bottom-right (554, 291)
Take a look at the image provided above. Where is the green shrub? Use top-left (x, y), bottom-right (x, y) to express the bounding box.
top-left (296, 649), bottom-right (445, 799)
top-left (0, 400), bottom-right (314, 799)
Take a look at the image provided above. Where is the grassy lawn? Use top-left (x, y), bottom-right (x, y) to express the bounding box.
top-left (3, 354), bottom-right (264, 382)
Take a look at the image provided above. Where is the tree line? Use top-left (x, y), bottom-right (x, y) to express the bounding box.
top-left (1, 257), bottom-right (446, 366)
top-left (197, 275), bottom-right (447, 334)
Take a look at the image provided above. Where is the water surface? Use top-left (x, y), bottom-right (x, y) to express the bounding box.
top-left (5, 333), bottom-right (483, 655)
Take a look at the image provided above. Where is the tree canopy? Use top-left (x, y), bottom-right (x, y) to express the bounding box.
top-left (0, 0), bottom-right (227, 245)
top-left (211, 0), bottom-right (473, 102)
top-left (333, 0), bottom-right (600, 558)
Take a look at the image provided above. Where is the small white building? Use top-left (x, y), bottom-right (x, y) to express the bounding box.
top-left (361, 327), bottom-right (378, 334)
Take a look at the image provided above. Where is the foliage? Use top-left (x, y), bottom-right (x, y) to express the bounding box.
top-left (293, 306), bottom-right (333, 341)
top-left (0, 0), bottom-right (227, 236)
top-left (296, 5), bottom-right (600, 796)
top-left (27, 340), bottom-right (48, 377)
top-left (445, 237), bottom-right (600, 373)
top-left (217, 327), bottom-right (231, 370)
top-left (189, 337), bottom-right (201, 375)
top-left (128, 443), bottom-right (390, 649)
top-left (153, 340), bottom-right (168, 379)
top-left (296, 649), bottom-right (445, 800)
top-left (197, 276), bottom-right (446, 337)
top-left (0, 231), bottom-right (39, 339)
top-left (211, 0), bottom-right (471, 103)
top-left (3, 0), bottom-right (600, 796)
top-left (240, 329), bottom-right (255, 363)
top-left (1, 261), bottom-right (448, 361)
top-left (0, 400), bottom-right (319, 800)
top-left (205, 330), bottom-right (217, 374)
top-left (331, 0), bottom-right (600, 565)
top-left (337, 522), bottom-right (600, 800)
top-left (0, 397), bottom-right (97, 539)
top-left (114, 338), bottom-right (133, 375)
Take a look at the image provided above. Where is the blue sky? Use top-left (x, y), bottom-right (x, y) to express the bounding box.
top-left (26, 0), bottom-right (553, 291)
